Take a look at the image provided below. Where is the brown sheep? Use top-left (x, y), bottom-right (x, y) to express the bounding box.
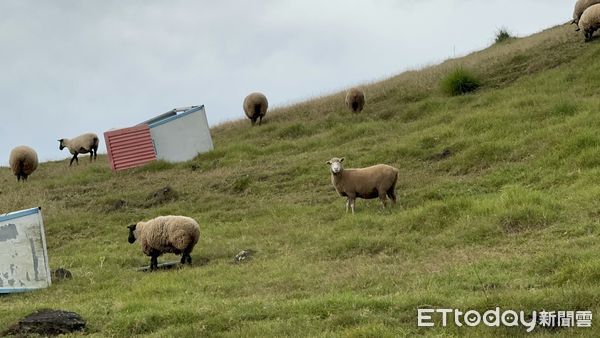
top-left (345, 88), bottom-right (365, 113)
top-left (128, 215), bottom-right (200, 271)
top-left (326, 157), bottom-right (398, 214)
top-left (9, 146), bottom-right (38, 182)
top-left (243, 92), bottom-right (268, 126)
top-left (573, 0), bottom-right (600, 29)
top-left (580, 4), bottom-right (600, 41)
top-left (58, 132), bottom-right (99, 166)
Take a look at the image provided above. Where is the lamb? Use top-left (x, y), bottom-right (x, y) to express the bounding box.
top-left (572, 0), bottom-right (600, 29)
top-left (345, 88), bottom-right (365, 113)
top-left (579, 4), bottom-right (600, 41)
top-left (58, 133), bottom-right (99, 166)
top-left (9, 146), bottom-right (38, 182)
top-left (326, 157), bottom-right (398, 214)
top-left (127, 215), bottom-right (200, 271)
top-left (243, 92), bottom-right (268, 126)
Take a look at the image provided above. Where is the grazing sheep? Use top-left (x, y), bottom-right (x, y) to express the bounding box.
top-left (573, 0), bottom-right (600, 29)
top-left (580, 4), bottom-right (600, 41)
top-left (58, 133), bottom-right (99, 166)
top-left (345, 88), bottom-right (365, 113)
top-left (127, 215), bottom-right (200, 271)
top-left (243, 92), bottom-right (268, 126)
top-left (9, 146), bottom-right (38, 182)
top-left (326, 157), bottom-right (398, 214)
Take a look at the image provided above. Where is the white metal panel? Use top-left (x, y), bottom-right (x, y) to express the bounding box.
top-left (149, 106), bottom-right (214, 163)
top-left (0, 207), bottom-right (51, 293)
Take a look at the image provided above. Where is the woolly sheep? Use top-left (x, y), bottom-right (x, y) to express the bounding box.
top-left (58, 132), bottom-right (99, 166)
top-left (326, 157), bottom-right (398, 214)
top-left (345, 88), bottom-right (365, 113)
top-left (127, 215), bottom-right (200, 271)
top-left (580, 4), bottom-right (600, 41)
top-left (572, 0), bottom-right (600, 29)
top-left (243, 92), bottom-right (268, 126)
top-left (9, 146), bottom-right (38, 182)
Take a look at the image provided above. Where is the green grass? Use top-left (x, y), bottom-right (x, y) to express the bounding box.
top-left (2, 23), bottom-right (600, 337)
top-left (495, 27), bottom-right (514, 44)
top-left (441, 68), bottom-right (481, 96)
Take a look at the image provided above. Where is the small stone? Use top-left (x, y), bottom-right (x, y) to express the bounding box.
top-left (234, 249), bottom-right (255, 263)
top-left (51, 268), bottom-right (73, 281)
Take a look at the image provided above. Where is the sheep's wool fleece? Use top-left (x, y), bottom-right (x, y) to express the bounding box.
top-left (136, 216), bottom-right (200, 255)
top-left (9, 146), bottom-right (38, 175)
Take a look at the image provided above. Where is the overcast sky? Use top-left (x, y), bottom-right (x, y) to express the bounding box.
top-left (0, 0), bottom-right (572, 165)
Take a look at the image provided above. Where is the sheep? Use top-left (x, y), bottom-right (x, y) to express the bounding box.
top-left (127, 215), bottom-right (200, 271)
top-left (579, 4), bottom-right (600, 41)
top-left (58, 133), bottom-right (99, 166)
top-left (243, 92), bottom-right (268, 126)
top-left (572, 0), bottom-right (600, 29)
top-left (345, 88), bottom-right (365, 113)
top-left (326, 157), bottom-right (398, 214)
top-left (9, 146), bottom-right (38, 182)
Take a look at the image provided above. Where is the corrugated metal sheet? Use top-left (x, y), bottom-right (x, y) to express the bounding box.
top-left (104, 124), bottom-right (156, 171)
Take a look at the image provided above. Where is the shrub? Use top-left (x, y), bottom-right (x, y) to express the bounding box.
top-left (441, 68), bottom-right (481, 96)
top-left (495, 27), bottom-right (513, 44)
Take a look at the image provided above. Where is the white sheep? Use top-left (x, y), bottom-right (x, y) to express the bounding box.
top-left (326, 157), bottom-right (398, 214)
top-left (127, 215), bottom-right (200, 271)
top-left (345, 88), bottom-right (365, 113)
top-left (573, 0), bottom-right (600, 29)
top-left (58, 133), bottom-right (99, 166)
top-left (9, 146), bottom-right (38, 182)
top-left (580, 4), bottom-right (600, 41)
top-left (243, 92), bottom-right (268, 126)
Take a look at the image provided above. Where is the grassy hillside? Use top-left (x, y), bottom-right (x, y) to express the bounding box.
top-left (2, 23), bottom-right (600, 337)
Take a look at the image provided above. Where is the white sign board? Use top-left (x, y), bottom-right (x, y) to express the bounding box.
top-left (0, 207), bottom-right (51, 293)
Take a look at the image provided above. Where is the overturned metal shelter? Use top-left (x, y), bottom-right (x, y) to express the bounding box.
top-left (104, 105), bottom-right (213, 171)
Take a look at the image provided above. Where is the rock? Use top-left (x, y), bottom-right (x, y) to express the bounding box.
top-left (5, 309), bottom-right (85, 336)
top-left (234, 249), bottom-right (255, 263)
top-left (51, 268), bottom-right (73, 281)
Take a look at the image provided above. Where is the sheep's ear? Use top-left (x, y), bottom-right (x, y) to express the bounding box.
top-left (127, 224), bottom-right (136, 231)
top-left (326, 161), bottom-right (331, 165)
top-left (340, 157), bottom-right (344, 162)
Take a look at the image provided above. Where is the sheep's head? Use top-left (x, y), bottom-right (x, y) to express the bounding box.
top-left (58, 139), bottom-right (65, 150)
top-left (326, 157), bottom-right (344, 175)
top-left (127, 224), bottom-right (137, 244)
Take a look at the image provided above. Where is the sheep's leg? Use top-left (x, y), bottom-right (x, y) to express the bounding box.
top-left (379, 193), bottom-right (387, 209)
top-left (180, 252), bottom-right (191, 265)
top-left (387, 188), bottom-right (397, 206)
top-left (350, 198), bottom-right (356, 214)
top-left (259, 115), bottom-right (263, 125)
top-left (93, 146), bottom-right (98, 160)
top-left (150, 255), bottom-right (158, 271)
top-left (345, 199), bottom-right (350, 213)
top-left (69, 153), bottom-right (79, 166)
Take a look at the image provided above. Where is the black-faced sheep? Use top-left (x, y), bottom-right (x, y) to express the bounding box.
top-left (9, 146), bottom-right (38, 182)
top-left (573, 0), bottom-right (600, 29)
top-left (326, 157), bottom-right (398, 214)
top-left (345, 88), bottom-right (365, 113)
top-left (58, 133), bottom-right (99, 166)
top-left (580, 4), bottom-right (600, 41)
top-left (127, 215), bottom-right (200, 271)
top-left (243, 92), bottom-right (268, 126)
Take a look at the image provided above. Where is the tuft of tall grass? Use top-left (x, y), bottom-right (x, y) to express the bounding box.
top-left (495, 27), bottom-right (513, 44)
top-left (440, 68), bottom-right (481, 96)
